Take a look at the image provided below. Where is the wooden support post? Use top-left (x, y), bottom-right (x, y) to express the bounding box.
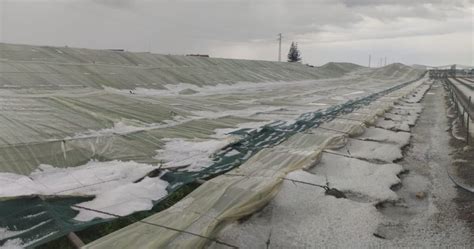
top-left (67, 232), bottom-right (85, 248)
top-left (38, 196), bottom-right (85, 248)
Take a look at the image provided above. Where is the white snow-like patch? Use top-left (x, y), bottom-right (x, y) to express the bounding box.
top-left (82, 121), bottom-right (146, 135)
top-left (191, 106), bottom-right (285, 120)
top-left (375, 118), bottom-right (411, 132)
top-left (213, 78), bottom-right (435, 248)
top-left (105, 80), bottom-right (319, 97)
top-left (225, 150), bottom-right (240, 157)
top-left (331, 138), bottom-right (403, 163)
top-left (0, 161), bottom-right (168, 222)
top-left (311, 153), bottom-right (403, 201)
top-left (393, 104), bottom-right (423, 114)
top-left (0, 160), bottom-right (158, 197)
top-left (68, 119), bottom-right (189, 139)
top-left (0, 231), bottom-right (57, 249)
top-left (384, 113), bottom-right (418, 126)
top-left (308, 102), bottom-right (328, 106)
top-left (403, 84), bottom-right (430, 103)
top-left (67, 121), bottom-right (146, 139)
top-left (214, 170), bottom-right (384, 248)
top-left (375, 103), bottom-right (421, 131)
top-left (212, 121), bottom-right (270, 139)
top-left (359, 127), bottom-right (411, 147)
top-left (73, 176), bottom-right (169, 221)
top-left (155, 138), bottom-right (237, 171)
top-left (0, 238), bottom-right (24, 249)
top-left (0, 228), bottom-right (23, 241)
top-left (331, 95), bottom-right (345, 101)
top-left (0, 173), bottom-right (38, 197)
top-left (0, 220), bottom-right (52, 243)
top-left (389, 107), bottom-right (419, 116)
top-left (106, 83), bottom-right (200, 96)
top-left (344, 90), bottom-right (365, 96)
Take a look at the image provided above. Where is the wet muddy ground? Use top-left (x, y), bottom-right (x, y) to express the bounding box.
top-left (375, 80), bottom-right (473, 247)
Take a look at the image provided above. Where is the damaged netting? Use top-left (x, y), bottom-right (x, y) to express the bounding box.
top-left (160, 74), bottom-right (426, 192)
top-left (0, 197), bottom-right (96, 247)
top-left (83, 75), bottom-right (427, 249)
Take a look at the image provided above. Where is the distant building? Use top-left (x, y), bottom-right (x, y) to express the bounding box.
top-left (108, 49), bottom-right (125, 52)
top-left (186, 54), bottom-right (210, 57)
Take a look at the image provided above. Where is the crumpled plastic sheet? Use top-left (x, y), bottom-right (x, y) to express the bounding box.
top-left (83, 75), bottom-right (428, 249)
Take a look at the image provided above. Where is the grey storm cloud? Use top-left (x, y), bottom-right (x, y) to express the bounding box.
top-left (80, 0), bottom-right (471, 41)
top-left (0, 0), bottom-right (472, 66)
top-left (92, 0), bottom-right (136, 8)
top-left (338, 0), bottom-right (462, 7)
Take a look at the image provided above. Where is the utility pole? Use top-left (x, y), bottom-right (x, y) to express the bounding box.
top-left (384, 57), bottom-right (387, 66)
top-left (277, 33), bottom-right (282, 62)
top-left (369, 54), bottom-right (371, 68)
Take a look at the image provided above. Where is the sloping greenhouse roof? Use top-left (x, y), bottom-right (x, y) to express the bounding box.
top-left (84, 78), bottom-right (428, 249)
top-left (0, 43), bottom-right (424, 248)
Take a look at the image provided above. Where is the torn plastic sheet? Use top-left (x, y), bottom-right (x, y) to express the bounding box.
top-left (82, 76), bottom-right (429, 249)
top-left (209, 81), bottom-right (432, 249)
top-left (160, 75), bottom-right (424, 193)
top-left (0, 75), bottom-right (427, 248)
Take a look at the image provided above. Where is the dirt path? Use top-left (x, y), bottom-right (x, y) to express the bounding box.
top-left (376, 80), bottom-right (473, 247)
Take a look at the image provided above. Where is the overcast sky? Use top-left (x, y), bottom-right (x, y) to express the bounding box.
top-left (0, 0), bottom-right (473, 66)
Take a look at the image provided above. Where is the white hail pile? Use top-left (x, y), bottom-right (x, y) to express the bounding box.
top-left (212, 79), bottom-right (432, 248)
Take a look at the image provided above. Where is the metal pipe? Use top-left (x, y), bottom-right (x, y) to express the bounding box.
top-left (468, 96), bottom-right (471, 144)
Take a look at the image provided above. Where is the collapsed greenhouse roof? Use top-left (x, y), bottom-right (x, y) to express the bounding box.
top-left (0, 43), bottom-right (424, 248)
top-left (84, 76), bottom-right (430, 249)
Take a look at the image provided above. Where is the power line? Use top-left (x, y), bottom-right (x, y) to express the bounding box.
top-left (71, 204), bottom-right (239, 249)
top-left (222, 172), bottom-right (328, 190)
top-left (66, 173), bottom-right (332, 249)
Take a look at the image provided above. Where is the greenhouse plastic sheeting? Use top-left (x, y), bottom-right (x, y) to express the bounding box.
top-left (83, 75), bottom-right (427, 249)
top-left (0, 75), bottom-right (426, 248)
top-left (0, 43), bottom-right (426, 248)
top-left (161, 73), bottom-right (427, 194)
